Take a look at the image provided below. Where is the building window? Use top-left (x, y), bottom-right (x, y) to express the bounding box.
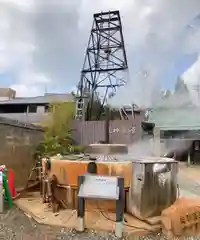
top-left (28, 105), bottom-right (37, 113)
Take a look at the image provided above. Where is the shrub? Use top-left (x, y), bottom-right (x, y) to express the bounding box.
top-left (36, 101), bottom-right (75, 157)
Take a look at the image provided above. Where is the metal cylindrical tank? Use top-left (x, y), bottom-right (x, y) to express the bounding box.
top-left (127, 157), bottom-right (178, 219)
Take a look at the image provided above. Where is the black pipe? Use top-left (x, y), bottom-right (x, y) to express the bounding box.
top-left (87, 161), bottom-right (97, 174)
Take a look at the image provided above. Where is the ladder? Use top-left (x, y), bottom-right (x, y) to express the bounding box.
top-left (75, 98), bottom-right (85, 120)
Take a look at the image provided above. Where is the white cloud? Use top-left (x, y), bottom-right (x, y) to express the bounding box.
top-left (109, 0), bottom-right (200, 108)
top-left (183, 56), bottom-right (200, 86)
top-left (0, 0), bottom-right (200, 102)
top-left (10, 84), bottom-right (43, 97)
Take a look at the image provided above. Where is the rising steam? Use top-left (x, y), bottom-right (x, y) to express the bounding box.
top-left (108, 0), bottom-right (200, 108)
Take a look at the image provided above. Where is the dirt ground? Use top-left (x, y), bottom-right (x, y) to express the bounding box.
top-left (0, 163), bottom-right (200, 240)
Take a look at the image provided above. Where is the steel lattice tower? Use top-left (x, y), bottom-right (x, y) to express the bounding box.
top-left (76, 10), bottom-right (128, 120)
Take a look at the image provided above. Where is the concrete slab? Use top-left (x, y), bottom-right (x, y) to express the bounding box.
top-left (14, 193), bottom-right (161, 237)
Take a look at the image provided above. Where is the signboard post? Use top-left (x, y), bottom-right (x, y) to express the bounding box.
top-left (76, 174), bottom-right (124, 238)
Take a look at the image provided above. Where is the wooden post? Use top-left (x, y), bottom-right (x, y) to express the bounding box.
top-left (105, 106), bottom-right (110, 143)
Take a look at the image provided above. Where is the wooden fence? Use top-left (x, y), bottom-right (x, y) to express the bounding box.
top-left (72, 114), bottom-right (143, 145)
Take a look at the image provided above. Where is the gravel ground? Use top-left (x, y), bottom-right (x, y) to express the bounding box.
top-left (0, 166), bottom-right (199, 239)
top-left (0, 206), bottom-right (164, 240)
top-left (2, 206), bottom-right (200, 240)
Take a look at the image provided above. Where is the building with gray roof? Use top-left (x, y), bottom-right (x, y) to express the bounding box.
top-left (0, 91), bottom-right (75, 124)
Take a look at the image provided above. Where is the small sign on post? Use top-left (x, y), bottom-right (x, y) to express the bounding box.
top-left (78, 175), bottom-right (119, 200)
top-left (77, 174), bottom-right (124, 238)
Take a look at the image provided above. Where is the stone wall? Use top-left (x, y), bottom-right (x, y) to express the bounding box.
top-left (0, 117), bottom-right (43, 188)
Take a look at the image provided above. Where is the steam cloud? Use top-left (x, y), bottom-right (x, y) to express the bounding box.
top-left (109, 0), bottom-right (200, 108)
top-left (0, 0), bottom-right (200, 101)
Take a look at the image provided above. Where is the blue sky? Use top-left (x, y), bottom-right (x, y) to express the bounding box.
top-left (0, 73), bottom-right (14, 88)
top-left (161, 53), bottom-right (198, 90)
top-left (160, 14), bottom-right (200, 90)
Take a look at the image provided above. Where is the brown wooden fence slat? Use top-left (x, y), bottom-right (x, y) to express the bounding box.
top-left (72, 114), bottom-right (143, 145)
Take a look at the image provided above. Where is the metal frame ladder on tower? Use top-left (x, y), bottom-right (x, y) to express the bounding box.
top-left (75, 98), bottom-right (86, 120)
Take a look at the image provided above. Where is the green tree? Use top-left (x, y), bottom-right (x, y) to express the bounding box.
top-left (36, 102), bottom-right (75, 156)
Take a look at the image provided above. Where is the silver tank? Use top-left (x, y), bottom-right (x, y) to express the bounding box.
top-left (127, 157), bottom-right (178, 219)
